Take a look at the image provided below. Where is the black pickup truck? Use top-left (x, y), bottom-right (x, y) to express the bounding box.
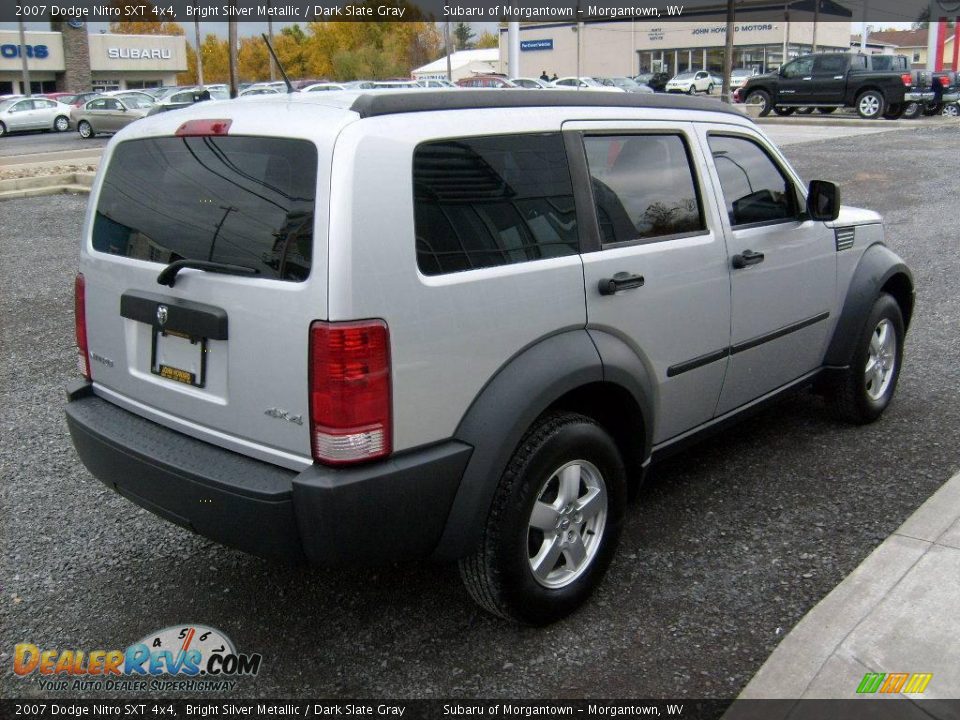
top-left (737, 52), bottom-right (919, 119)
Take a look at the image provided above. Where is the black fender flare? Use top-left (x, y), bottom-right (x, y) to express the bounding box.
top-left (824, 242), bottom-right (914, 368)
top-left (432, 329), bottom-right (655, 561)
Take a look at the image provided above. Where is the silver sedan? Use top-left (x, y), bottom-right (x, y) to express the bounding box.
top-left (0, 97), bottom-right (73, 137)
top-left (72, 96), bottom-right (151, 139)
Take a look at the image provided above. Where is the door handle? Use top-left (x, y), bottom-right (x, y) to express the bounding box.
top-left (598, 272), bottom-right (645, 296)
top-left (732, 250), bottom-right (765, 269)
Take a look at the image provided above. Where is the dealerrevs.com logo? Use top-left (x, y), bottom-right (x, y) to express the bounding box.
top-left (13, 625), bottom-right (262, 692)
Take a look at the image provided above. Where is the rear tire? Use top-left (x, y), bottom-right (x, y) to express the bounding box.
top-left (922, 103), bottom-right (944, 116)
top-left (817, 107), bottom-right (837, 114)
top-left (54, 115), bottom-right (70, 132)
top-left (78, 120), bottom-right (93, 139)
top-left (856, 90), bottom-right (886, 119)
top-left (943, 103), bottom-right (960, 117)
top-left (901, 102), bottom-right (922, 119)
top-left (773, 106), bottom-right (796, 116)
top-left (0, 121), bottom-right (5, 137)
top-left (797, 107), bottom-right (815, 115)
top-left (829, 293), bottom-right (905, 424)
top-left (459, 412), bottom-right (627, 625)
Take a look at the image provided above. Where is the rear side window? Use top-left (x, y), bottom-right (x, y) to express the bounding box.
top-left (814, 54), bottom-right (848, 75)
top-left (93, 136), bottom-right (317, 282)
top-left (708, 135), bottom-right (798, 227)
top-left (583, 134), bottom-right (705, 244)
top-left (413, 133), bottom-right (579, 275)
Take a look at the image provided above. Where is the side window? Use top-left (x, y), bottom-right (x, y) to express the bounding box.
top-left (13, 101), bottom-right (33, 112)
top-left (583, 134), bottom-right (705, 244)
top-left (413, 133), bottom-right (579, 275)
top-left (104, 99), bottom-right (121, 111)
top-left (814, 54), bottom-right (848, 75)
top-left (87, 99), bottom-right (106, 110)
top-left (708, 135), bottom-right (799, 227)
top-left (781, 56), bottom-right (815, 78)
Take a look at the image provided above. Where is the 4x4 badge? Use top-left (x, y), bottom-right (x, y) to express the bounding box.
top-left (157, 305), bottom-right (168, 327)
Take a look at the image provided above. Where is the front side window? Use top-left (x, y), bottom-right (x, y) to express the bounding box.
top-left (413, 133), bottom-right (579, 275)
top-left (93, 136), bottom-right (318, 282)
top-left (708, 135), bottom-right (799, 227)
top-left (814, 54), bottom-right (847, 75)
top-left (781, 56), bottom-right (815, 78)
top-left (583, 134), bottom-right (705, 244)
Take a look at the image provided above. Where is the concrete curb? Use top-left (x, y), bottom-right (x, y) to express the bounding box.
top-left (0, 172), bottom-right (94, 200)
top-left (731, 470), bottom-right (960, 709)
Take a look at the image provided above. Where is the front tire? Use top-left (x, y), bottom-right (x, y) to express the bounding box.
top-left (459, 412), bottom-right (627, 625)
top-left (943, 103), bottom-right (960, 117)
top-left (817, 107), bottom-right (837, 114)
top-left (686, 85), bottom-right (695, 95)
top-left (746, 90), bottom-right (772, 117)
top-left (830, 293), bottom-right (905, 424)
top-left (78, 120), bottom-right (93, 139)
top-left (901, 102), bottom-right (922, 119)
top-left (0, 121), bottom-right (6, 138)
top-left (922, 103), bottom-right (944, 116)
top-left (773, 106), bottom-right (796, 116)
top-left (54, 115), bottom-right (70, 132)
top-left (856, 90), bottom-right (886, 119)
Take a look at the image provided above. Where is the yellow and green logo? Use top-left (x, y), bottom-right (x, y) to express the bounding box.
top-left (856, 672), bottom-right (933, 694)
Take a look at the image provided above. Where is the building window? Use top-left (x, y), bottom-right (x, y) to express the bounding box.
top-left (912, 51), bottom-right (921, 63)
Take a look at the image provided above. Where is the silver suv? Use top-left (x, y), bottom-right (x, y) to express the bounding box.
top-left (66, 91), bottom-right (914, 625)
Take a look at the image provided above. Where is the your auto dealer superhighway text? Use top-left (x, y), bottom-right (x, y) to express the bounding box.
top-left (185, 705), bottom-right (405, 716)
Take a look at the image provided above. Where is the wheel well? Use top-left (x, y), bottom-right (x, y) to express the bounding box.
top-left (882, 273), bottom-right (914, 330)
top-left (546, 382), bottom-right (647, 481)
top-left (857, 86), bottom-right (885, 99)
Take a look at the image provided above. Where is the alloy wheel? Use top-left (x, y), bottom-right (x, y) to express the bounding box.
top-left (865, 318), bottom-right (897, 401)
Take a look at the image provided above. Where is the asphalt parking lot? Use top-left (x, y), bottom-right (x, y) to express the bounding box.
top-left (1, 123), bottom-right (958, 701)
top-left (0, 131), bottom-right (108, 161)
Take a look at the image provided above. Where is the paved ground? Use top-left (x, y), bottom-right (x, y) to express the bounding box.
top-left (739, 471), bottom-right (960, 704)
top-left (1, 124), bottom-right (958, 701)
top-left (0, 131), bottom-right (107, 162)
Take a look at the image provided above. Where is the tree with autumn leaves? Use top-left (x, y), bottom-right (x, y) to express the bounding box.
top-left (110, 15), bottom-right (443, 85)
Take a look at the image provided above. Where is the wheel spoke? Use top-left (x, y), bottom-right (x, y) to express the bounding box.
top-left (576, 488), bottom-right (605, 522)
top-left (865, 356), bottom-right (878, 379)
top-left (563, 535), bottom-right (587, 569)
top-left (870, 331), bottom-right (881, 354)
top-left (558, 464), bottom-right (581, 505)
top-left (876, 322), bottom-right (890, 352)
top-left (530, 501), bottom-right (560, 531)
top-left (530, 536), bottom-right (563, 581)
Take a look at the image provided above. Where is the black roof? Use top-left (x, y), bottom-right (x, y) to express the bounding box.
top-left (349, 90), bottom-right (747, 120)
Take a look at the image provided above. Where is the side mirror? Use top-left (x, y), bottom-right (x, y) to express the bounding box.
top-left (807, 180), bottom-right (841, 221)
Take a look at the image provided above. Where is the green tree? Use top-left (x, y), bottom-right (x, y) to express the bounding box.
top-left (453, 22), bottom-right (475, 50)
top-left (474, 31), bottom-right (499, 49)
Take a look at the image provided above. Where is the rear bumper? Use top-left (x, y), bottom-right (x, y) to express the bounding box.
top-left (65, 382), bottom-right (472, 566)
top-left (904, 90), bottom-right (936, 102)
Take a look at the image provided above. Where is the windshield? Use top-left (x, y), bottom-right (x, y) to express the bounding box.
top-left (612, 78), bottom-right (639, 88)
top-left (731, 70), bottom-right (752, 77)
top-left (93, 136), bottom-right (319, 283)
top-left (0, 99), bottom-right (17, 112)
top-left (673, 72), bottom-right (697, 80)
top-left (580, 78), bottom-right (603, 87)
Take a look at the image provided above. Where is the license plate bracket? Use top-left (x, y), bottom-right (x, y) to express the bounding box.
top-left (151, 329), bottom-right (207, 388)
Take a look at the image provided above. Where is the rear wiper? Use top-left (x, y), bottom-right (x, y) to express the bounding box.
top-left (157, 259), bottom-right (259, 288)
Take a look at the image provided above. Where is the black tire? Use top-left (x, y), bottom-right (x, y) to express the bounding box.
top-left (687, 85), bottom-right (695, 95)
top-left (459, 412), bottom-right (627, 625)
top-left (922, 103), bottom-right (944, 116)
top-left (830, 293), bottom-right (905, 425)
top-left (54, 115), bottom-right (70, 132)
top-left (856, 90), bottom-right (886, 119)
top-left (0, 121), bottom-right (5, 137)
top-left (901, 102), bottom-right (922, 119)
top-left (78, 120), bottom-right (93, 139)
top-left (817, 107), bottom-right (837, 114)
top-left (707, 83), bottom-right (714, 95)
top-left (883, 103), bottom-right (905, 120)
top-left (773, 106), bottom-right (796, 116)
top-left (746, 90), bottom-right (772, 117)
top-left (796, 107), bottom-right (815, 115)
top-left (943, 103), bottom-right (960, 117)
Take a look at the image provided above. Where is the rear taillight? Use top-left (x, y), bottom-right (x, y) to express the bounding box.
top-left (74, 273), bottom-right (90, 380)
top-left (939, 76), bottom-right (950, 87)
top-left (901, 74), bottom-right (913, 87)
top-left (309, 320), bottom-right (391, 465)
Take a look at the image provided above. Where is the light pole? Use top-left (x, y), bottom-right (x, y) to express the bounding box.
top-left (18, 19), bottom-right (31, 96)
top-left (194, 20), bottom-right (204, 87)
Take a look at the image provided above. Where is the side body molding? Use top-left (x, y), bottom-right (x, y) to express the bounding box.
top-left (824, 243), bottom-right (915, 368)
top-left (433, 329), bottom-right (657, 561)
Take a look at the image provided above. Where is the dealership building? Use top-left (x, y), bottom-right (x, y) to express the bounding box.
top-left (0, 23), bottom-right (186, 95)
top-left (498, 11), bottom-right (853, 78)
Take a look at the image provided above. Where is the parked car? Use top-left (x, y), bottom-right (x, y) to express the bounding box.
top-left (728, 68), bottom-right (758, 89)
top-left (665, 70), bottom-right (715, 94)
top-left (599, 77), bottom-right (654, 94)
top-left (510, 77), bottom-right (550, 89)
top-left (300, 83), bottom-right (347, 93)
top-left (456, 76), bottom-right (517, 88)
top-left (739, 53), bottom-right (918, 119)
top-left (72, 96), bottom-right (150, 138)
top-left (66, 90), bottom-right (913, 625)
top-left (417, 78), bottom-right (457, 88)
top-left (43, 92), bottom-right (78, 103)
top-left (146, 87), bottom-right (229, 115)
top-left (69, 92), bottom-right (102, 108)
top-left (551, 76), bottom-right (624, 92)
top-left (240, 86), bottom-right (282, 96)
top-left (102, 90), bottom-right (156, 106)
top-left (0, 97), bottom-right (72, 136)
top-left (635, 72), bottom-right (671, 92)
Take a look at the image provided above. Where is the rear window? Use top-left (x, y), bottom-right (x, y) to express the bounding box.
top-left (413, 133), bottom-right (579, 275)
top-left (93, 136), bottom-right (317, 282)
